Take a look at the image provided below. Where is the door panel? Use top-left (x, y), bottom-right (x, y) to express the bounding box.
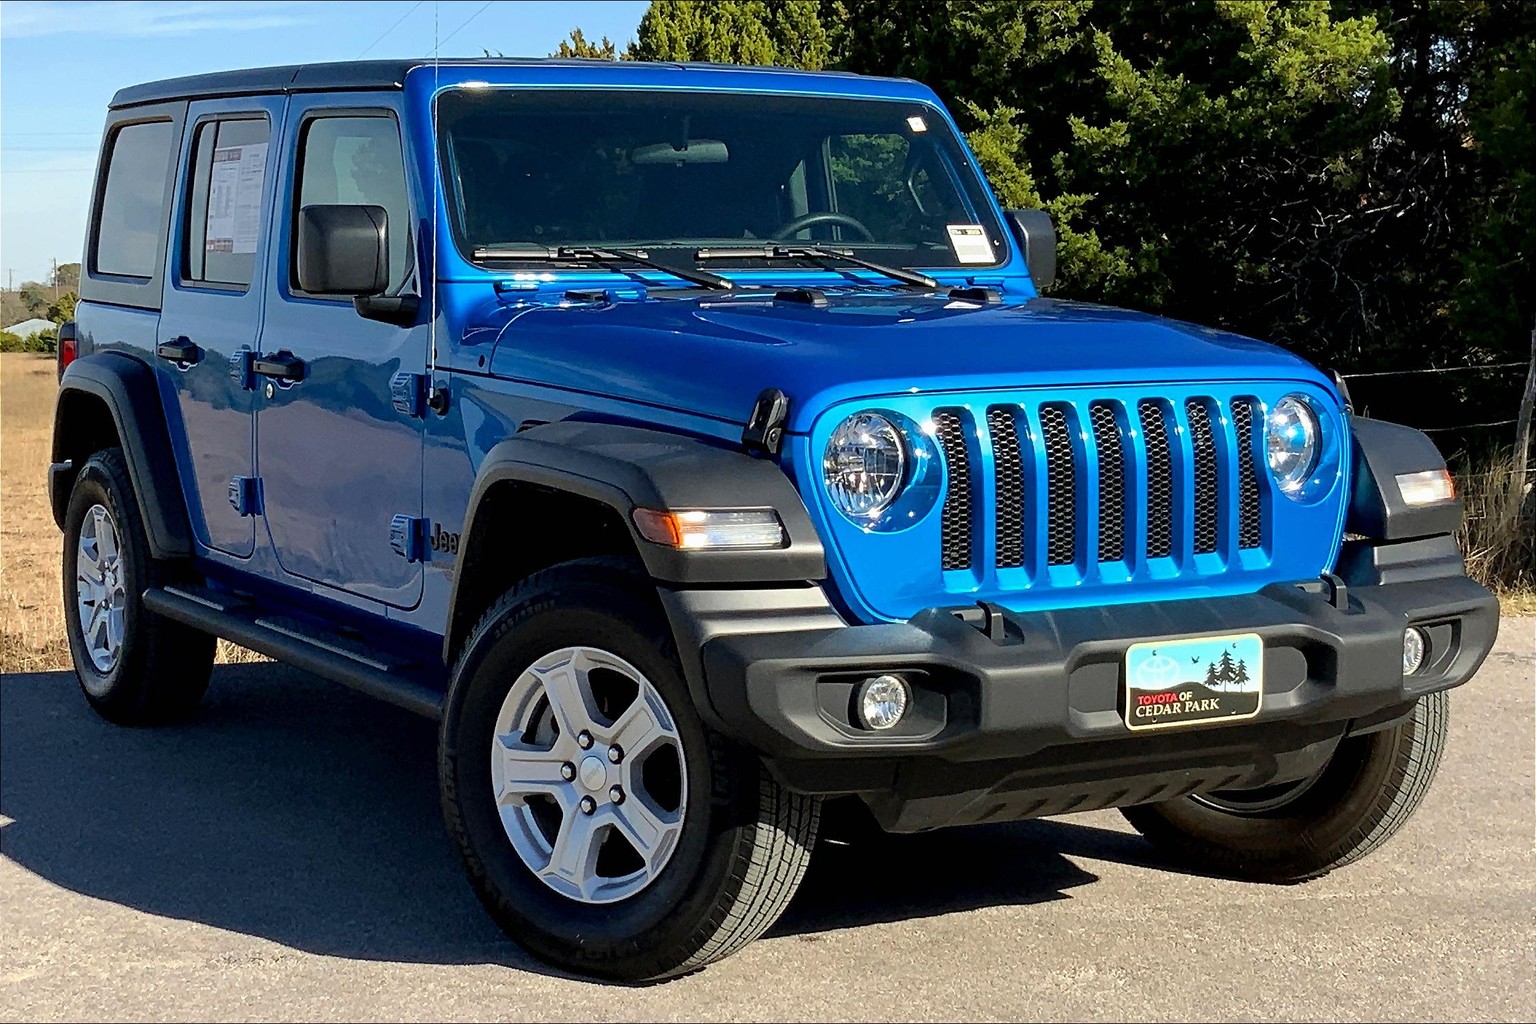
top-left (257, 97), bottom-right (426, 608)
top-left (158, 98), bottom-right (285, 557)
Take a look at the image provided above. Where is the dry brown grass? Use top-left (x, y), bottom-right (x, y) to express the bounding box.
top-left (1, 353), bottom-right (264, 673)
top-left (1454, 447), bottom-right (1536, 616)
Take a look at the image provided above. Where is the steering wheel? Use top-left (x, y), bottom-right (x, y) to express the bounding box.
top-left (772, 211), bottom-right (876, 242)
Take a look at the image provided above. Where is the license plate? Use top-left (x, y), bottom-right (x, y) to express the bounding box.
top-left (1124, 632), bottom-right (1264, 731)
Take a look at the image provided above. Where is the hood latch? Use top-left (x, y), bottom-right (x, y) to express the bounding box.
top-left (742, 388), bottom-right (790, 457)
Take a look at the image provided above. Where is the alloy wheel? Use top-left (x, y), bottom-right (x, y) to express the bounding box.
top-left (490, 646), bottom-right (688, 904)
top-left (75, 503), bottom-right (126, 674)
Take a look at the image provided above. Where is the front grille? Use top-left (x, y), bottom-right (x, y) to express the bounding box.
top-left (1038, 406), bottom-right (1077, 566)
top-left (937, 393), bottom-right (1267, 576)
top-left (1139, 401), bottom-right (1175, 559)
top-left (987, 408), bottom-right (1025, 569)
top-left (1090, 402), bottom-right (1129, 563)
top-left (1232, 399), bottom-right (1263, 548)
top-left (1186, 400), bottom-right (1220, 554)
top-left (932, 411), bottom-right (973, 571)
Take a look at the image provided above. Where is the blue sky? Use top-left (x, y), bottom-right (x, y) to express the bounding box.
top-left (0, 0), bottom-right (648, 285)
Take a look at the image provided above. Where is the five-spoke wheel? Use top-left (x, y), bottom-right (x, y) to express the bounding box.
top-left (491, 646), bottom-right (687, 903)
top-left (74, 503), bottom-right (127, 674)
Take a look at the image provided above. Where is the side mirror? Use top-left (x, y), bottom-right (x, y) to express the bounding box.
top-left (1005, 208), bottom-right (1056, 292)
top-left (296, 204), bottom-right (389, 296)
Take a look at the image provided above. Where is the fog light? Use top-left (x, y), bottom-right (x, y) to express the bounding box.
top-left (856, 674), bottom-right (909, 730)
top-left (1403, 627), bottom-right (1428, 675)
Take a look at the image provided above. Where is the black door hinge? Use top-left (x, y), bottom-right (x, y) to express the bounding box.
top-left (390, 371), bottom-right (426, 418)
top-left (390, 515), bottom-right (429, 562)
top-left (228, 348), bottom-right (255, 390)
top-left (228, 476), bottom-right (263, 516)
top-left (742, 387), bottom-right (790, 456)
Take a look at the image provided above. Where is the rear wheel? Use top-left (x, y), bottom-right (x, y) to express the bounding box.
top-left (439, 558), bottom-right (820, 981)
top-left (1122, 691), bottom-right (1449, 882)
top-left (62, 448), bottom-right (214, 724)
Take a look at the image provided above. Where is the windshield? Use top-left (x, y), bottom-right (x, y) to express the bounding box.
top-left (436, 88), bottom-right (1008, 274)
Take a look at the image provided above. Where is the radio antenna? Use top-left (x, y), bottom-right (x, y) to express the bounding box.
top-left (428, 0), bottom-right (440, 384)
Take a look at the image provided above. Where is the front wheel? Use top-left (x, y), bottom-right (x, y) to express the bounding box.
top-left (1122, 691), bottom-right (1450, 882)
top-left (438, 558), bottom-right (820, 981)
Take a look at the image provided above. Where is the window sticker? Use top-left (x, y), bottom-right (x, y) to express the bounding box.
top-left (946, 223), bottom-right (994, 264)
top-left (906, 115), bottom-right (928, 133)
top-left (205, 142), bottom-right (268, 255)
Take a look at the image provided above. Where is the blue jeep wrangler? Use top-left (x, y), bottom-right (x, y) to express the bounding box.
top-left (53, 59), bottom-right (1498, 980)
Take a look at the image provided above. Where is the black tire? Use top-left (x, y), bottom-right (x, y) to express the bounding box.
top-left (439, 557), bottom-right (820, 982)
top-left (1122, 691), bottom-right (1450, 882)
top-left (62, 447), bottom-right (215, 725)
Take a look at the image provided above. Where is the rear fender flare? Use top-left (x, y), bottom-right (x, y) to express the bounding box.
top-left (51, 352), bottom-right (192, 559)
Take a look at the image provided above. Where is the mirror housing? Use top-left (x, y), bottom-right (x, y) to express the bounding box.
top-left (1005, 208), bottom-right (1056, 291)
top-left (296, 204), bottom-right (389, 296)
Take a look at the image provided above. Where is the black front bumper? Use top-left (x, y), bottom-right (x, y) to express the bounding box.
top-left (665, 565), bottom-right (1498, 832)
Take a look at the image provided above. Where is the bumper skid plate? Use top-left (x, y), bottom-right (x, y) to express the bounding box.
top-left (698, 573), bottom-right (1499, 831)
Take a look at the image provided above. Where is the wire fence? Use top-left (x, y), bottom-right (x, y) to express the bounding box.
top-left (1336, 361), bottom-right (1528, 380)
top-left (1337, 357), bottom-right (1532, 439)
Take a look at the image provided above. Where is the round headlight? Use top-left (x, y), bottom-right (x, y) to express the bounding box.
top-left (824, 412), bottom-right (907, 518)
top-left (1266, 395), bottom-right (1321, 497)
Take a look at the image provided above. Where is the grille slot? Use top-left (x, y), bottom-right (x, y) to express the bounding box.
top-left (1039, 405), bottom-right (1077, 566)
top-left (1187, 401), bottom-right (1220, 554)
top-left (1139, 401), bottom-right (1175, 559)
top-left (987, 408), bottom-right (1025, 569)
top-left (1090, 402), bottom-right (1129, 562)
top-left (1232, 398), bottom-right (1263, 548)
top-left (933, 411), bottom-right (973, 570)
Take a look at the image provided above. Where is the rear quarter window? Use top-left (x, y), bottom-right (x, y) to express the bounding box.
top-left (93, 120), bottom-right (176, 278)
top-left (183, 117), bottom-right (271, 288)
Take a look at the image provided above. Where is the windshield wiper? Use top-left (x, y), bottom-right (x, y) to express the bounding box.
top-left (694, 244), bottom-right (938, 290)
top-left (473, 244), bottom-right (735, 291)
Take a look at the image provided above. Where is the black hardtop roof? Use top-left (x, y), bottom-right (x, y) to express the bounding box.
top-left (109, 57), bottom-right (892, 109)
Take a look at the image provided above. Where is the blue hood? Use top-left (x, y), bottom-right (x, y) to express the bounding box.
top-left (483, 292), bottom-right (1335, 432)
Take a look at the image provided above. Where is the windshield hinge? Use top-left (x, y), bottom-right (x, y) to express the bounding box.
top-left (947, 286), bottom-right (1002, 304)
top-left (742, 388), bottom-right (790, 457)
top-left (774, 288), bottom-right (829, 308)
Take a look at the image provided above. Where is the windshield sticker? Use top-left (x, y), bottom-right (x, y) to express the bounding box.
top-left (946, 223), bottom-right (993, 264)
top-left (906, 115), bottom-right (928, 133)
top-left (205, 143), bottom-right (268, 255)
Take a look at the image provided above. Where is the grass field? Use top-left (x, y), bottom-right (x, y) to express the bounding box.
top-left (0, 353), bottom-right (262, 673)
top-left (2, 351), bottom-right (1529, 673)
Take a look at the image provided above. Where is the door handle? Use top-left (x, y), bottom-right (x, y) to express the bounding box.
top-left (252, 352), bottom-right (305, 382)
top-left (156, 338), bottom-right (203, 366)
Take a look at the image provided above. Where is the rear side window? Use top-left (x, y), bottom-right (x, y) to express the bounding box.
top-left (294, 114), bottom-right (411, 294)
top-left (184, 118), bottom-right (271, 287)
top-left (94, 120), bottom-right (176, 278)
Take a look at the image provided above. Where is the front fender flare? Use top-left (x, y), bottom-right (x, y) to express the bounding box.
top-left (457, 421), bottom-right (825, 584)
top-left (445, 421), bottom-right (827, 667)
top-left (1346, 417), bottom-right (1462, 541)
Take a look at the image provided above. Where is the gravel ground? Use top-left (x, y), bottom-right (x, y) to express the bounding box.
top-left (2, 618), bottom-right (1531, 1022)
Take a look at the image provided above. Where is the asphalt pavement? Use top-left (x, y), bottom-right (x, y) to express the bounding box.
top-left (2, 619), bottom-right (1532, 1022)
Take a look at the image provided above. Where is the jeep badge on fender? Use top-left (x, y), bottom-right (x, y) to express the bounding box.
top-left (50, 57), bottom-right (1499, 982)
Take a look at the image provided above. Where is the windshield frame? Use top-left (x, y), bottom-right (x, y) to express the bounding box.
top-left (431, 85), bottom-right (1015, 280)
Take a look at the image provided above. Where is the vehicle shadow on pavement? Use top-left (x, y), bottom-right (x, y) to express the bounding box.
top-left (1, 663), bottom-right (1156, 968)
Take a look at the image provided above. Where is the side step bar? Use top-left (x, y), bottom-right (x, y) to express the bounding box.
top-left (142, 585), bottom-right (444, 719)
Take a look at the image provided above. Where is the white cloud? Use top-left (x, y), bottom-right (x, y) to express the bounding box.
top-left (1, 1), bottom-right (310, 39)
